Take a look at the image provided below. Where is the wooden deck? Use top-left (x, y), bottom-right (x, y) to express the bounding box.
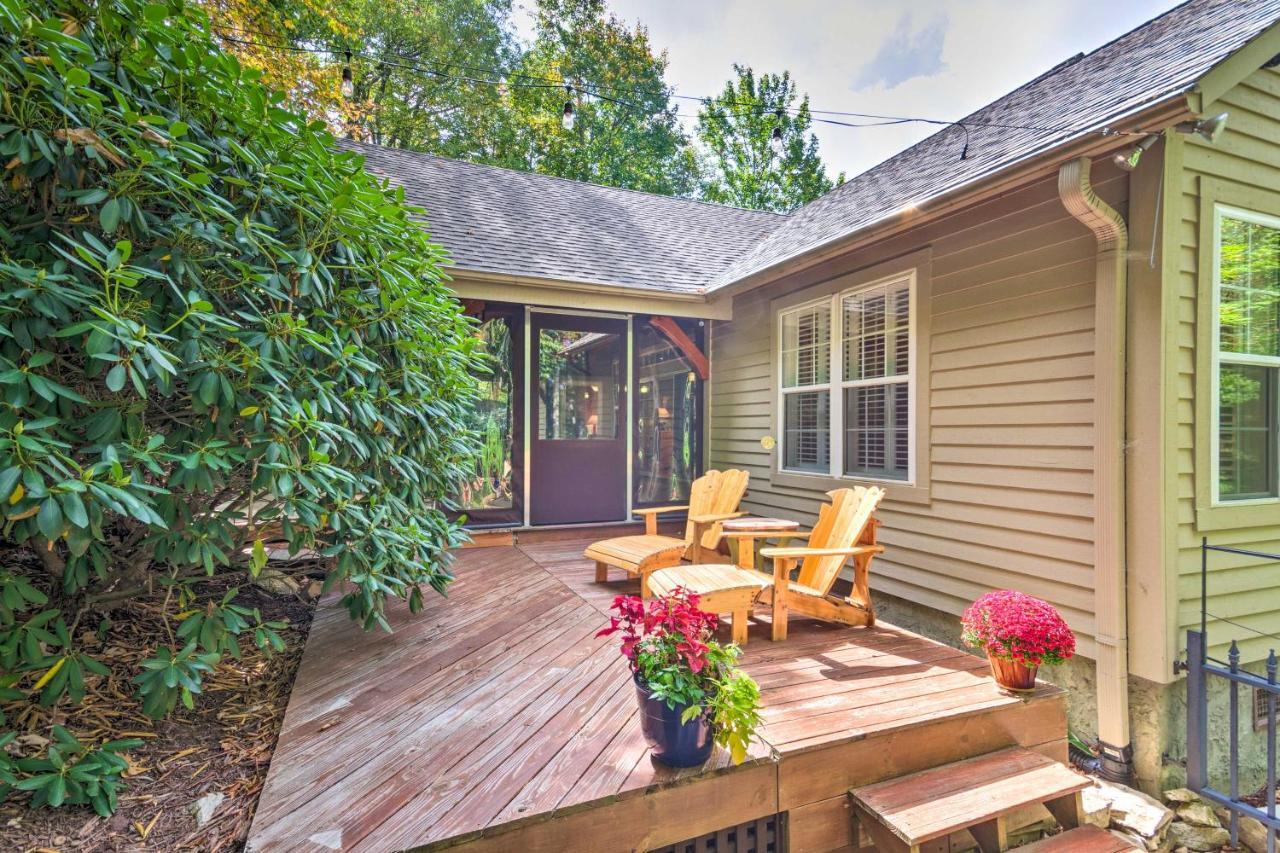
top-left (247, 539), bottom-right (1068, 853)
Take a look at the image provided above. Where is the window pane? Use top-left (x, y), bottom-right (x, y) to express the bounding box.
top-left (844, 282), bottom-right (910, 381)
top-left (783, 391), bottom-right (830, 472)
top-left (1219, 215), bottom-right (1280, 358)
top-left (635, 321), bottom-right (701, 505)
top-left (1219, 363), bottom-right (1277, 499)
top-left (781, 304), bottom-right (830, 387)
top-left (844, 382), bottom-right (909, 480)
top-left (459, 318), bottom-right (514, 510)
top-left (538, 329), bottom-right (623, 440)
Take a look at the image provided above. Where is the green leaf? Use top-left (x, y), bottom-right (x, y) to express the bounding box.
top-left (250, 538), bottom-right (267, 577)
top-left (99, 198), bottom-right (120, 232)
top-left (104, 363), bottom-right (126, 392)
top-left (37, 498), bottom-right (64, 540)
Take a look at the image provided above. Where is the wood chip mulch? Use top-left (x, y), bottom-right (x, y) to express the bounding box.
top-left (1, 562), bottom-right (320, 852)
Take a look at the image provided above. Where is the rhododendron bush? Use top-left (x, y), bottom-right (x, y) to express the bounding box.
top-left (599, 589), bottom-right (762, 763)
top-left (961, 590), bottom-right (1076, 667)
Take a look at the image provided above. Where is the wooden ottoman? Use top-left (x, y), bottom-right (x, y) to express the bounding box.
top-left (648, 564), bottom-right (771, 645)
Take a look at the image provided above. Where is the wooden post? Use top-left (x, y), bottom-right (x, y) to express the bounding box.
top-left (772, 557), bottom-right (793, 641)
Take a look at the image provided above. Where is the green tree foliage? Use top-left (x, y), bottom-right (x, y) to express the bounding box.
top-left (695, 64), bottom-right (842, 212)
top-left (500, 0), bottom-right (696, 194)
top-left (0, 0), bottom-right (480, 809)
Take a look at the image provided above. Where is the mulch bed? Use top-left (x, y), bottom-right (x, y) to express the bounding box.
top-left (1, 560), bottom-right (320, 852)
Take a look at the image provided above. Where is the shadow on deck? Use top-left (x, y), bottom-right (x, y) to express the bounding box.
top-left (246, 539), bottom-right (1067, 853)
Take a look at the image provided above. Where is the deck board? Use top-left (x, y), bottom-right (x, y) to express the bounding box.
top-left (247, 540), bottom-right (1064, 852)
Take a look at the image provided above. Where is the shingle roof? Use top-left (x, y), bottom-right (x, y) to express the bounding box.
top-left (713, 0), bottom-right (1280, 287)
top-left (342, 141), bottom-right (783, 294)
top-left (346, 0), bottom-right (1280, 297)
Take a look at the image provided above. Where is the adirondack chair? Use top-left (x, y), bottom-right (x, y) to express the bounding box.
top-left (584, 469), bottom-right (749, 598)
top-left (648, 486), bottom-right (885, 643)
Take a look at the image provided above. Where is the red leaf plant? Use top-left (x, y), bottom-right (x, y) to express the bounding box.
top-left (597, 587), bottom-right (719, 675)
top-left (597, 588), bottom-right (764, 764)
top-left (961, 590), bottom-right (1076, 667)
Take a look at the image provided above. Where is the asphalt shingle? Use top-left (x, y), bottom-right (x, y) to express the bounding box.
top-left (343, 141), bottom-right (782, 294)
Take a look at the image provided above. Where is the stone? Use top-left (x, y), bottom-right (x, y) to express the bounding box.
top-left (1111, 829), bottom-right (1150, 850)
top-left (189, 792), bottom-right (224, 827)
top-left (1175, 802), bottom-right (1222, 828)
top-left (1082, 783), bottom-right (1115, 828)
top-left (253, 569), bottom-right (299, 596)
top-left (1164, 788), bottom-right (1203, 805)
top-left (1236, 814), bottom-right (1273, 853)
top-left (1091, 779), bottom-right (1176, 839)
top-left (1167, 821), bottom-right (1230, 852)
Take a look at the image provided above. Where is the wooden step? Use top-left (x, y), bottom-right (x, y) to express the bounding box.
top-left (848, 747), bottom-right (1090, 853)
top-left (1017, 825), bottom-right (1141, 852)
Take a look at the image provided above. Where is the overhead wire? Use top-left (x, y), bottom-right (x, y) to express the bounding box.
top-left (210, 25), bottom-right (1156, 144)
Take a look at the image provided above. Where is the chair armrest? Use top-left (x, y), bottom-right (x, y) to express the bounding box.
top-left (634, 505), bottom-right (688, 516)
top-left (759, 545), bottom-right (884, 559)
top-left (688, 511), bottom-right (747, 524)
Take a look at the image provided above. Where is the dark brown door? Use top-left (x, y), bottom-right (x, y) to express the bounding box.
top-left (530, 313), bottom-right (628, 525)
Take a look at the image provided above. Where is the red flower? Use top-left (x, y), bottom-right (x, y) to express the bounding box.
top-left (961, 590), bottom-right (1075, 667)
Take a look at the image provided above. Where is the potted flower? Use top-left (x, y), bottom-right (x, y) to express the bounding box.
top-left (598, 589), bottom-right (763, 767)
top-left (961, 590), bottom-right (1076, 692)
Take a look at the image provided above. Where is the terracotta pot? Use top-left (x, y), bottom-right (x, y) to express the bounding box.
top-left (987, 652), bottom-right (1038, 692)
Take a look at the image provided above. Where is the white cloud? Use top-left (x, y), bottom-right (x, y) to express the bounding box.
top-left (516, 0), bottom-right (1182, 180)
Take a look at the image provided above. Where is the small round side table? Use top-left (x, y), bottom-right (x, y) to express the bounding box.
top-left (720, 517), bottom-right (802, 571)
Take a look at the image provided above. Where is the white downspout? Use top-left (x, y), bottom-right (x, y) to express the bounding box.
top-left (1058, 156), bottom-right (1134, 783)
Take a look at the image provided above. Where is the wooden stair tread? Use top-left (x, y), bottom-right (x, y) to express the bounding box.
top-left (849, 747), bottom-right (1089, 846)
top-left (1018, 826), bottom-right (1140, 852)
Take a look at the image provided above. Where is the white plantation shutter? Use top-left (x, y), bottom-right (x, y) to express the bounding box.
top-left (778, 272), bottom-right (914, 482)
top-left (780, 302), bottom-right (832, 473)
top-left (842, 279), bottom-right (911, 480)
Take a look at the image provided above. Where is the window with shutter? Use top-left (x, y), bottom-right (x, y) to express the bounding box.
top-left (777, 272), bottom-right (915, 483)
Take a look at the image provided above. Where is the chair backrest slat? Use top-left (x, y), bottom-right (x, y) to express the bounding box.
top-left (681, 469), bottom-right (749, 552)
top-left (795, 486), bottom-right (885, 593)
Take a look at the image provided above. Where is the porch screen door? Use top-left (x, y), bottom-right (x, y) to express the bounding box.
top-left (529, 313), bottom-right (628, 524)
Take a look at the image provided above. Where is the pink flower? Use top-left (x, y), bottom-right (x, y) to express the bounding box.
top-left (961, 590), bottom-right (1075, 667)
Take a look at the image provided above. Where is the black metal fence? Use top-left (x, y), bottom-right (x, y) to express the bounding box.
top-left (1185, 538), bottom-right (1278, 853)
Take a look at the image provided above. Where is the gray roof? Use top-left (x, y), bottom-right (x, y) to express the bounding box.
top-left (344, 141), bottom-right (782, 294)
top-left (347, 0), bottom-right (1280, 296)
top-left (714, 0), bottom-right (1280, 286)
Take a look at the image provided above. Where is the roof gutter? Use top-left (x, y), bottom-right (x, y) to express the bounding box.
top-left (711, 94), bottom-right (1192, 299)
top-left (447, 268), bottom-right (732, 320)
top-left (1058, 154), bottom-right (1133, 786)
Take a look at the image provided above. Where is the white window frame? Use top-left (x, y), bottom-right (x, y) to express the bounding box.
top-left (1210, 204), bottom-right (1280, 506)
top-left (777, 270), bottom-right (918, 486)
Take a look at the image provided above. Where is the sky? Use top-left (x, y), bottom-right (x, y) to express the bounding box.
top-left (513, 0), bottom-right (1183, 180)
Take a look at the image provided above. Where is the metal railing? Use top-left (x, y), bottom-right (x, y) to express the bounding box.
top-left (1185, 538), bottom-right (1279, 853)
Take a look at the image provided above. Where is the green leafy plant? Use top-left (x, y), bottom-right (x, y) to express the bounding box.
top-left (599, 590), bottom-right (763, 764)
top-left (0, 0), bottom-right (482, 811)
top-left (10, 727), bottom-right (141, 815)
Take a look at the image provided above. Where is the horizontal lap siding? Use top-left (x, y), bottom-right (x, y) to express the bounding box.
top-left (709, 172), bottom-right (1121, 659)
top-left (1176, 68), bottom-right (1280, 663)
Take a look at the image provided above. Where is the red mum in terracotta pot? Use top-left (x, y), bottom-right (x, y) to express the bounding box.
top-left (961, 590), bottom-right (1076, 693)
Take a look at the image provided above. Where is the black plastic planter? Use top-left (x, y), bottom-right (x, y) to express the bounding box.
top-left (633, 674), bottom-right (713, 767)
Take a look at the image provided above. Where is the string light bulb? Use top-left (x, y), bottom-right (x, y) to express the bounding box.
top-left (770, 107), bottom-right (784, 153)
top-left (341, 51), bottom-right (354, 99)
top-left (561, 84), bottom-right (575, 131)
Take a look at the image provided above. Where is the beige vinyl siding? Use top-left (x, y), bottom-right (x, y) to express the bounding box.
top-left (709, 168), bottom-right (1129, 660)
top-left (1175, 67), bottom-right (1280, 664)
